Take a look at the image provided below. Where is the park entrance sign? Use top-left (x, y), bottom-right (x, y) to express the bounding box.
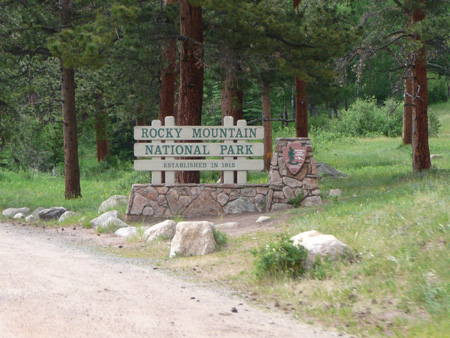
top-left (127, 118), bottom-right (322, 220)
top-left (134, 116), bottom-right (264, 184)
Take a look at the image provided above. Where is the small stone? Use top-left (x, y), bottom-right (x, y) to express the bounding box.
top-left (91, 210), bottom-right (120, 228)
top-left (223, 197), bottom-right (257, 214)
top-left (329, 189), bottom-right (342, 197)
top-left (301, 196), bottom-right (322, 207)
top-left (2, 207), bottom-right (31, 218)
top-left (231, 307), bottom-right (238, 313)
top-left (282, 177), bottom-right (302, 188)
top-left (25, 215), bottom-right (37, 222)
top-left (97, 216), bottom-right (128, 232)
top-left (98, 195), bottom-right (128, 213)
top-left (145, 220), bottom-right (176, 242)
top-left (256, 216), bottom-right (271, 224)
top-left (430, 154), bottom-right (443, 159)
top-left (14, 213), bottom-right (25, 219)
top-left (115, 226), bottom-right (138, 237)
top-left (58, 211), bottom-right (78, 223)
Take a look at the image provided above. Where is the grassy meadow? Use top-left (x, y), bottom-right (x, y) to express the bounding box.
top-left (0, 102), bottom-right (449, 337)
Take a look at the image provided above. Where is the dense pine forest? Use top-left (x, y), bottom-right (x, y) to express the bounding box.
top-left (0, 0), bottom-right (449, 197)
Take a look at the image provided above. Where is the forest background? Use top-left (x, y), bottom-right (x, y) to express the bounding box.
top-left (0, 0), bottom-right (449, 199)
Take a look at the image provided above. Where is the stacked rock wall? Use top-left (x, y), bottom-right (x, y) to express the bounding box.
top-left (126, 138), bottom-right (321, 221)
top-left (268, 138), bottom-right (322, 209)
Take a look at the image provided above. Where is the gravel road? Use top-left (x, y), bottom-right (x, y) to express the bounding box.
top-left (0, 222), bottom-right (347, 338)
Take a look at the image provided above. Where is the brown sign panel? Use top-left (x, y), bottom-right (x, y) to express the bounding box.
top-left (282, 143), bottom-right (307, 175)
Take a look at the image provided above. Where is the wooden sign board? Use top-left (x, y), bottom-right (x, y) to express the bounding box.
top-left (133, 116), bottom-right (263, 184)
top-left (135, 125), bottom-right (264, 141)
top-left (134, 143), bottom-right (264, 157)
top-left (134, 160), bottom-right (264, 171)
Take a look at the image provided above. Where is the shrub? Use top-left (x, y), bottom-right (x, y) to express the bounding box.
top-left (213, 228), bottom-right (228, 250)
top-left (252, 235), bottom-right (308, 279)
top-left (334, 97), bottom-right (403, 137)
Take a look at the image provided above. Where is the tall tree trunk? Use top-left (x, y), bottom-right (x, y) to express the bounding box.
top-left (61, 0), bottom-right (81, 199)
top-left (411, 1), bottom-right (431, 172)
top-left (176, 0), bottom-right (203, 183)
top-left (262, 82), bottom-right (272, 171)
top-left (159, 38), bottom-right (177, 124)
top-left (221, 73), bottom-right (243, 122)
top-left (295, 78), bottom-right (308, 137)
top-left (220, 73), bottom-right (243, 183)
top-left (94, 90), bottom-right (109, 162)
top-left (159, 0), bottom-right (178, 124)
top-left (403, 68), bottom-right (413, 144)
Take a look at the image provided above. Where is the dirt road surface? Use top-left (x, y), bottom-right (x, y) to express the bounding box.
top-left (0, 222), bottom-right (346, 338)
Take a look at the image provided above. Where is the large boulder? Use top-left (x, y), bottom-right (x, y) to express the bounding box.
top-left (98, 195), bottom-right (129, 213)
top-left (291, 230), bottom-right (351, 268)
top-left (316, 162), bottom-right (346, 178)
top-left (145, 220), bottom-right (176, 242)
top-left (91, 210), bottom-right (120, 229)
top-left (97, 216), bottom-right (128, 232)
top-left (38, 207), bottom-right (67, 221)
top-left (170, 221), bottom-right (216, 258)
top-left (2, 207), bottom-right (30, 218)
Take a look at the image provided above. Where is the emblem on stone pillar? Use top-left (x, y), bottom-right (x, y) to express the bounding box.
top-left (282, 143), bottom-right (307, 175)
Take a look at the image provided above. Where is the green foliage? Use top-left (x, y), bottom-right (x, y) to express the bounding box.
top-left (334, 97), bottom-right (403, 137)
top-left (428, 111), bottom-right (442, 136)
top-left (428, 76), bottom-right (448, 104)
top-left (252, 235), bottom-right (308, 279)
top-left (289, 192), bottom-right (304, 208)
top-left (213, 228), bottom-right (228, 250)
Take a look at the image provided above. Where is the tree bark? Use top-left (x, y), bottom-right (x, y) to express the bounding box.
top-left (176, 0), bottom-right (204, 183)
top-left (61, 0), bottom-right (81, 199)
top-left (295, 78), bottom-right (308, 137)
top-left (411, 1), bottom-right (431, 171)
top-left (403, 67), bottom-right (413, 144)
top-left (94, 90), bottom-right (109, 162)
top-left (159, 38), bottom-right (177, 124)
top-left (221, 74), bottom-right (243, 122)
top-left (262, 82), bottom-right (272, 171)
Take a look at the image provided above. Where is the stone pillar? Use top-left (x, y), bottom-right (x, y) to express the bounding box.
top-left (267, 138), bottom-right (321, 211)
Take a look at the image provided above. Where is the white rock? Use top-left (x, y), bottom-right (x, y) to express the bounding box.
top-left (291, 230), bottom-right (350, 268)
top-left (97, 216), bottom-right (128, 232)
top-left (328, 189), bottom-right (342, 197)
top-left (58, 211), bottom-right (78, 223)
top-left (2, 207), bottom-right (30, 218)
top-left (215, 222), bottom-right (238, 229)
top-left (14, 213), bottom-right (25, 219)
top-left (170, 221), bottom-right (216, 258)
top-left (145, 220), bottom-right (176, 242)
top-left (256, 216), bottom-right (271, 224)
top-left (98, 195), bottom-right (129, 213)
top-left (25, 215), bottom-right (37, 222)
top-left (430, 154), bottom-right (443, 159)
top-left (115, 227), bottom-right (137, 237)
top-left (91, 210), bottom-right (120, 228)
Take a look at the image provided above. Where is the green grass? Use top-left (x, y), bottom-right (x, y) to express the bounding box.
top-left (0, 101), bottom-right (449, 337)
